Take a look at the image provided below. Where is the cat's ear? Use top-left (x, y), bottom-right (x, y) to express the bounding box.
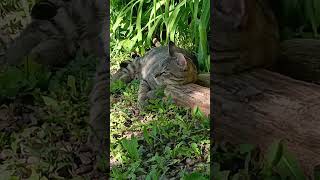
top-left (168, 41), bottom-right (176, 56)
top-left (175, 53), bottom-right (187, 70)
top-left (120, 60), bottom-right (130, 68)
top-left (216, 0), bottom-right (247, 28)
top-left (31, 1), bottom-right (58, 20)
top-left (168, 41), bottom-right (187, 69)
top-left (219, 0), bottom-right (246, 16)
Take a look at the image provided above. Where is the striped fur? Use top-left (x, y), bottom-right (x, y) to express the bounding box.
top-left (88, 58), bottom-right (108, 154)
top-left (112, 42), bottom-right (198, 108)
top-left (4, 0), bottom-right (107, 67)
top-left (4, 0), bottom-right (108, 154)
top-left (4, 0), bottom-right (76, 67)
top-left (86, 0), bottom-right (108, 154)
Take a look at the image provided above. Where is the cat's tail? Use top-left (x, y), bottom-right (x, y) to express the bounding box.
top-left (4, 22), bottom-right (48, 66)
top-left (111, 57), bottom-right (142, 84)
top-left (152, 38), bottom-right (161, 47)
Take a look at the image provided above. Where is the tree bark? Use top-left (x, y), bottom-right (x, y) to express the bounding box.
top-left (213, 69), bottom-right (320, 176)
top-left (164, 83), bottom-right (210, 116)
top-left (196, 73), bottom-right (210, 87)
top-left (165, 69), bottom-right (320, 176)
top-left (274, 39), bottom-right (320, 84)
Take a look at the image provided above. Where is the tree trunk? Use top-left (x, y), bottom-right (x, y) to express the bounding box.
top-left (166, 69), bottom-right (320, 176)
top-left (196, 73), bottom-right (210, 87)
top-left (274, 39), bottom-right (320, 84)
top-left (164, 83), bottom-right (210, 116)
top-left (213, 69), bottom-right (320, 176)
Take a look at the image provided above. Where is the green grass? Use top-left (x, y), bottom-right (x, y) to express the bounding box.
top-left (274, 0), bottom-right (320, 40)
top-left (109, 0), bottom-right (320, 179)
top-left (1, 0), bottom-right (318, 179)
top-left (110, 46), bottom-right (210, 178)
top-left (110, 1), bottom-right (211, 177)
top-left (110, 68), bottom-right (210, 179)
top-left (111, 0), bottom-right (210, 72)
top-left (212, 140), bottom-right (309, 180)
top-left (0, 0), bottom-right (110, 178)
top-left (0, 0), bottom-right (40, 40)
top-left (0, 53), bottom-right (108, 179)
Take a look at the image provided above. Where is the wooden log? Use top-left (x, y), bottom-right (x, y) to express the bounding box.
top-left (274, 39), bottom-right (320, 84)
top-left (213, 69), bottom-right (320, 177)
top-left (196, 73), bottom-right (210, 87)
top-left (164, 70), bottom-right (320, 176)
top-left (164, 83), bottom-right (210, 116)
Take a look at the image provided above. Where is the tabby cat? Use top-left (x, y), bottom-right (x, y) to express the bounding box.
top-left (3, 0), bottom-right (106, 67)
top-left (3, 0), bottom-right (108, 154)
top-left (112, 41), bottom-right (198, 108)
top-left (3, 0), bottom-right (76, 67)
top-left (212, 0), bottom-right (279, 75)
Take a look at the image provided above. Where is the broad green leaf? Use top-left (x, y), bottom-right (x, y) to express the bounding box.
top-left (191, 0), bottom-right (199, 41)
top-left (183, 172), bottom-right (208, 180)
top-left (276, 148), bottom-right (306, 180)
top-left (121, 137), bottom-right (140, 160)
top-left (42, 96), bottom-right (59, 109)
top-left (143, 126), bottom-right (152, 145)
top-left (112, 15), bottom-right (123, 33)
top-left (191, 143), bottom-right (200, 155)
top-left (67, 75), bottom-right (77, 96)
top-left (265, 140), bottom-right (283, 168)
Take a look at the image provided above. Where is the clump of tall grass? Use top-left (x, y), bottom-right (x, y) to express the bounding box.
top-left (111, 0), bottom-right (210, 72)
top-left (277, 0), bottom-right (320, 38)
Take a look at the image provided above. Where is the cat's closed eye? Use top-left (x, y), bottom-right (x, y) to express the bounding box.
top-left (155, 71), bottom-right (167, 77)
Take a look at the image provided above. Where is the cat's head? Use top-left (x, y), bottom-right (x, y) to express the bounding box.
top-left (213, 0), bottom-right (247, 31)
top-left (154, 41), bottom-right (197, 86)
top-left (31, 0), bottom-right (58, 20)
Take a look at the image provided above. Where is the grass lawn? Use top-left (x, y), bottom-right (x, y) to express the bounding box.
top-left (110, 51), bottom-right (210, 179)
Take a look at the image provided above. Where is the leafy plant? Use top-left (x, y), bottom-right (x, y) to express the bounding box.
top-left (110, 79), bottom-right (209, 178)
top-left (262, 140), bottom-right (306, 180)
top-left (0, 0), bottom-right (39, 38)
top-left (121, 137), bottom-right (141, 161)
top-left (275, 0), bottom-right (320, 39)
top-left (110, 79), bottom-right (127, 94)
top-left (0, 58), bottom-right (51, 101)
top-left (111, 0), bottom-right (210, 72)
top-left (0, 52), bottom-right (99, 179)
top-left (213, 140), bottom-right (307, 179)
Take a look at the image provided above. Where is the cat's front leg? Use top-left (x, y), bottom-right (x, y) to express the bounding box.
top-left (138, 85), bottom-right (165, 109)
top-left (138, 79), bottom-right (152, 108)
top-left (145, 85), bottom-right (165, 99)
top-left (29, 38), bottom-right (74, 67)
top-left (146, 90), bottom-right (157, 99)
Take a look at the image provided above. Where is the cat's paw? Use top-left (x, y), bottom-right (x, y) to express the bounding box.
top-left (146, 90), bottom-right (157, 99)
top-left (137, 97), bottom-right (149, 110)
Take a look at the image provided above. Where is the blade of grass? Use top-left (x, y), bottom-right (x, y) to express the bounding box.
top-left (136, 0), bottom-right (144, 42)
top-left (168, 0), bottom-right (186, 41)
